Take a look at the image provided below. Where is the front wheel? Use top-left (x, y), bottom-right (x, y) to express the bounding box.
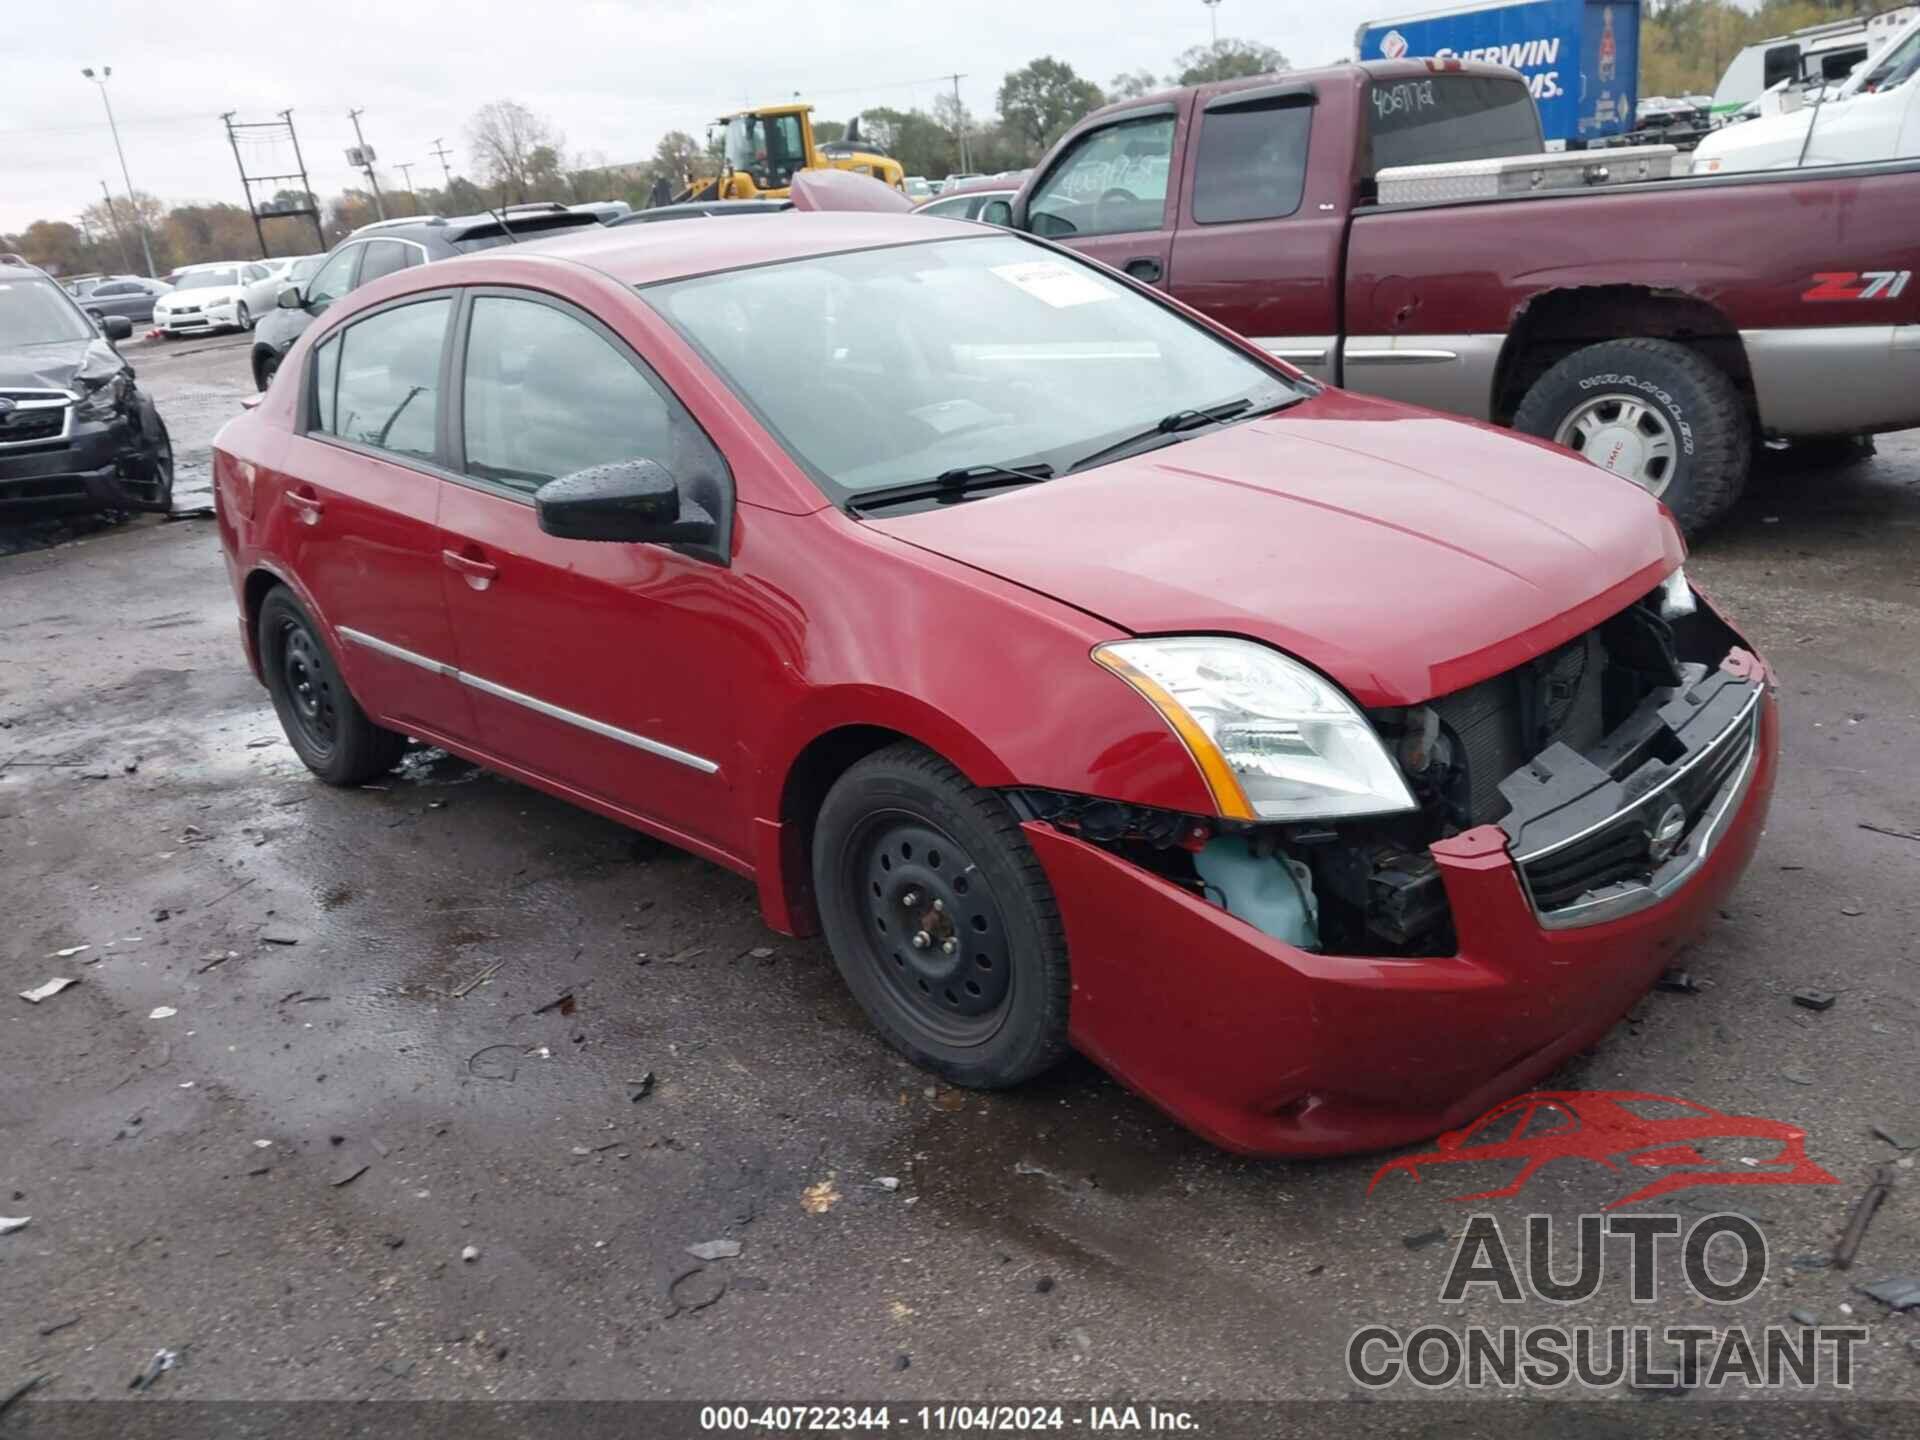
top-left (812, 743), bottom-right (1070, 1088)
top-left (257, 587), bottom-right (406, 786)
top-left (235, 301), bottom-right (252, 332)
top-left (254, 348), bottom-right (280, 392)
top-left (1512, 338), bottom-right (1750, 537)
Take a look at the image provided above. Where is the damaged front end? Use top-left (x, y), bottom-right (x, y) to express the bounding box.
top-left (1015, 572), bottom-right (1764, 957)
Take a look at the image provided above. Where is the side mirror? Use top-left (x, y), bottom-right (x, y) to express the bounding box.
top-left (102, 315), bottom-right (133, 341)
top-left (535, 459), bottom-right (716, 545)
top-left (277, 284), bottom-right (304, 310)
top-left (979, 198), bottom-right (1014, 227)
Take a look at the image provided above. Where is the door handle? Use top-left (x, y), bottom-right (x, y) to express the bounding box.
top-left (442, 548), bottom-right (498, 590)
top-left (286, 489), bottom-right (324, 524)
top-left (1124, 256), bottom-right (1163, 283)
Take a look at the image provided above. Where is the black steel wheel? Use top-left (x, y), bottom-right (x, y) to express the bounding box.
top-left (257, 586), bottom-right (406, 786)
top-left (813, 742), bottom-right (1069, 1087)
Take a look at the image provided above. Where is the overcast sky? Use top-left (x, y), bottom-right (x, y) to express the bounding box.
top-left (1, 0), bottom-right (1380, 236)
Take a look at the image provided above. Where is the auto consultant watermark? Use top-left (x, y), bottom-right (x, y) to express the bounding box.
top-left (1349, 1213), bottom-right (1867, 1391)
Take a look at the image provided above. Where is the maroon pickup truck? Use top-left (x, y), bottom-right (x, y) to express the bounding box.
top-left (985, 60), bottom-right (1920, 533)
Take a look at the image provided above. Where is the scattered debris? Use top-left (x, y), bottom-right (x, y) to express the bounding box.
top-left (626, 1073), bottom-right (656, 1103)
top-left (259, 932), bottom-right (300, 947)
top-left (1035, 1275), bottom-right (1056, 1294)
top-left (246, 737), bottom-right (276, 748)
top-left (1835, 1165), bottom-right (1897, 1270)
top-left (37, 1317), bottom-right (80, 1337)
top-left (148, 1007), bottom-right (177, 1020)
top-left (747, 946), bottom-right (775, 959)
top-left (467, 1046), bottom-right (521, 1082)
top-left (331, 1162), bottom-right (370, 1188)
top-left (686, 1240), bottom-right (742, 1261)
top-left (801, 1177), bottom-right (841, 1214)
top-left (452, 960), bottom-right (504, 998)
top-left (1792, 990), bottom-right (1837, 1012)
top-left (1788, 1308), bottom-right (1819, 1327)
top-left (201, 878), bottom-right (256, 910)
top-left (0, 1217), bottom-right (30, 1236)
top-left (893, 1353), bottom-right (911, 1371)
top-left (1791, 1254), bottom-right (1833, 1272)
top-left (1872, 1122), bottom-right (1920, 1152)
top-left (873, 1176), bottom-right (902, 1192)
top-left (1655, 969), bottom-right (1699, 994)
top-left (1404, 1227), bottom-right (1448, 1250)
top-left (196, 951), bottom-right (238, 974)
top-left (667, 1265), bottom-right (728, 1315)
top-left (1839, 905), bottom-right (1864, 918)
top-left (129, 1348), bottom-right (178, 1391)
top-left (1857, 1276), bottom-right (1920, 1311)
top-left (1781, 1067), bottom-right (1816, 1086)
top-left (461, 1245), bottom-right (480, 1263)
top-left (1859, 822), bottom-right (1920, 845)
top-left (49, 945), bottom-right (90, 959)
top-left (20, 977), bottom-right (78, 1004)
top-left (253, 1140), bottom-right (272, 1149)
top-left (533, 991), bottom-right (576, 1017)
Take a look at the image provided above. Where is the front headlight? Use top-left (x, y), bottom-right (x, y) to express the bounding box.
top-left (73, 373), bottom-right (130, 421)
top-left (1657, 567), bottom-right (1697, 620)
top-left (1093, 637), bottom-right (1417, 822)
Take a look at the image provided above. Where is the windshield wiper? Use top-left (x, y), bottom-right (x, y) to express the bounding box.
top-left (847, 461), bottom-right (1055, 514)
top-left (1067, 396), bottom-right (1287, 475)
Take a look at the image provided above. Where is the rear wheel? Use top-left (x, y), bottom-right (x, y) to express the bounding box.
top-left (1513, 338), bottom-right (1750, 536)
top-left (812, 743), bottom-right (1070, 1088)
top-left (257, 587), bottom-right (406, 785)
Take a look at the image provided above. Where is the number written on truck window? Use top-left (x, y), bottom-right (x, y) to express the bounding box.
top-left (1367, 74), bottom-right (1543, 174)
top-left (1193, 97), bottom-right (1313, 225)
top-left (1027, 115), bottom-right (1176, 239)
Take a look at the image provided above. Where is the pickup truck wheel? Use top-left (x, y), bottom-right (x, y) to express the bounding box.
top-left (1513, 338), bottom-right (1749, 536)
top-left (812, 742), bottom-right (1070, 1089)
top-left (257, 587), bottom-right (407, 786)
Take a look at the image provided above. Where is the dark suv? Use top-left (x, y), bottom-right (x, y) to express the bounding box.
top-left (0, 255), bottom-right (173, 514)
top-left (249, 208), bottom-right (604, 390)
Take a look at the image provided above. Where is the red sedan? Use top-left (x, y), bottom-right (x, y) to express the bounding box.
top-left (212, 213), bottom-right (1777, 1157)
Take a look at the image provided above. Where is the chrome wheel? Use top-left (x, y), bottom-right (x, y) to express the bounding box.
top-left (1554, 393), bottom-right (1678, 498)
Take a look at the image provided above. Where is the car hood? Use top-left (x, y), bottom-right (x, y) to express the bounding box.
top-left (0, 337), bottom-right (123, 393)
top-left (867, 393), bottom-right (1682, 706)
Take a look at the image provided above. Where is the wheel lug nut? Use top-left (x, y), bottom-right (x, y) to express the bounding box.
top-left (901, 890), bottom-right (920, 907)
top-left (931, 898), bottom-right (945, 912)
top-left (912, 930), bottom-right (932, 950)
top-left (942, 938), bottom-right (957, 956)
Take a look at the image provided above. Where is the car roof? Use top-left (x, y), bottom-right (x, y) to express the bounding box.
top-left (614, 200), bottom-right (794, 225)
top-left (498, 210), bottom-right (990, 286)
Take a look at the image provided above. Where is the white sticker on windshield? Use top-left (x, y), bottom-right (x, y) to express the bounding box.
top-left (989, 261), bottom-right (1116, 309)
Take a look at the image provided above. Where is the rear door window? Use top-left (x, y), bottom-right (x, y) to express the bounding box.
top-left (1193, 92), bottom-right (1312, 223)
top-left (358, 240), bottom-right (415, 286)
top-left (309, 297), bottom-right (451, 464)
top-left (1027, 114), bottom-right (1176, 238)
top-left (1366, 75), bottom-right (1543, 174)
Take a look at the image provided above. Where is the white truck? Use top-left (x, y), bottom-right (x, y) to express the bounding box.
top-left (1694, 10), bottom-right (1920, 174)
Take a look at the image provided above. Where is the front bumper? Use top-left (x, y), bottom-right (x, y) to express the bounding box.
top-left (0, 411), bottom-right (170, 513)
top-left (157, 307), bottom-right (235, 335)
top-left (1036, 666), bottom-right (1779, 1158)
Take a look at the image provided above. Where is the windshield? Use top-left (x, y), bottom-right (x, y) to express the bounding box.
top-left (177, 267), bottom-right (241, 289)
top-left (643, 234), bottom-right (1300, 500)
top-left (0, 276), bottom-right (96, 345)
top-left (1855, 24), bottom-right (1920, 93)
top-left (722, 112), bottom-right (808, 189)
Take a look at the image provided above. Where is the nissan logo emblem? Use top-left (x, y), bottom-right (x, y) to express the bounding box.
top-left (1648, 802), bottom-right (1688, 864)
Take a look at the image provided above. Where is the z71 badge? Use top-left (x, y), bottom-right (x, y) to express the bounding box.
top-left (1803, 270), bottom-right (1912, 300)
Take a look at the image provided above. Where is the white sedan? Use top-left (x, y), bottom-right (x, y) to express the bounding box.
top-left (152, 261), bottom-right (275, 336)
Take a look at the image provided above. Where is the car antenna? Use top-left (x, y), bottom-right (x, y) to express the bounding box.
top-left (485, 189), bottom-right (521, 245)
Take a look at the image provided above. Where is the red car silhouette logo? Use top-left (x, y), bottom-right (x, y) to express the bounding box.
top-left (1368, 1091), bottom-right (1840, 1209)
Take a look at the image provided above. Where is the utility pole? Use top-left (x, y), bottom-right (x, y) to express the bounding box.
top-left (1202, 0), bottom-right (1222, 47)
top-left (98, 180), bottom-right (136, 274)
top-left (948, 72), bottom-right (970, 172)
top-left (347, 108), bottom-right (388, 220)
top-left (281, 111), bottom-right (327, 251)
top-left (221, 112), bottom-right (270, 258)
top-left (395, 162), bottom-right (420, 213)
top-left (81, 66), bottom-right (156, 276)
top-left (431, 138), bottom-right (455, 191)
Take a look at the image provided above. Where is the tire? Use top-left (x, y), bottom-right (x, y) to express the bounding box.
top-left (147, 419), bottom-right (175, 513)
top-left (254, 348), bottom-right (280, 392)
top-left (235, 301), bottom-right (252, 332)
top-left (256, 587), bottom-right (406, 786)
top-left (1512, 338), bottom-right (1750, 537)
top-left (812, 742), bottom-right (1070, 1089)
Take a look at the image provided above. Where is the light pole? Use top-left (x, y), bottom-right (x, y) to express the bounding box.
top-left (80, 66), bottom-right (156, 277)
top-left (1202, 0), bottom-right (1222, 47)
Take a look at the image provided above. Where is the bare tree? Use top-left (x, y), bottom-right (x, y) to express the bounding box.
top-left (1108, 69), bottom-right (1162, 101)
top-left (465, 100), bottom-right (567, 204)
